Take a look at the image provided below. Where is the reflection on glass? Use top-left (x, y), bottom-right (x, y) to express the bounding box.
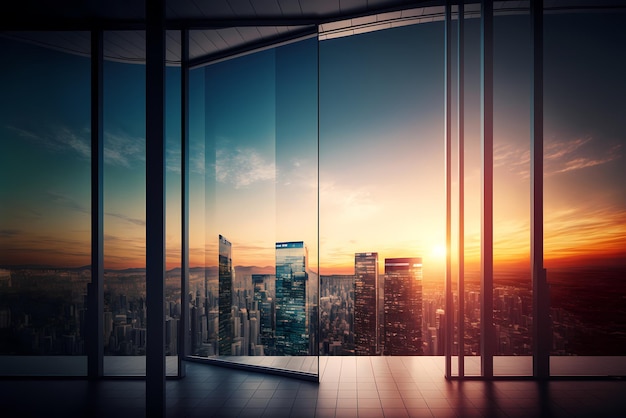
top-left (0, 34), bottom-right (90, 375)
top-left (189, 35), bottom-right (318, 377)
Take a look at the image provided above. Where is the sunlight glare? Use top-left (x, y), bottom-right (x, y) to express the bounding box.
top-left (431, 244), bottom-right (446, 259)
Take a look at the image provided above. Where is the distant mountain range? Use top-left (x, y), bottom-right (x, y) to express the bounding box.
top-left (0, 264), bottom-right (276, 275)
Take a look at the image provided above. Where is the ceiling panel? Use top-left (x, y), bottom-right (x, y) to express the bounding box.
top-left (236, 26), bottom-right (263, 42)
top-left (2, 0), bottom-right (622, 67)
top-left (194, 0), bottom-right (234, 17)
top-left (250, 0), bottom-right (283, 16)
top-left (339, 0), bottom-right (367, 13)
top-left (218, 27), bottom-right (246, 47)
top-left (277, 0), bottom-right (303, 15)
top-left (167, 1), bottom-right (203, 18)
top-left (301, 0), bottom-right (338, 15)
top-left (229, 0), bottom-right (257, 15)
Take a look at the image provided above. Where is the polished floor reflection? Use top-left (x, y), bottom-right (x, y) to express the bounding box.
top-left (0, 357), bottom-right (624, 417)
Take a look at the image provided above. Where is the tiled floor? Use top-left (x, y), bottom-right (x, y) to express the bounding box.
top-left (1, 357), bottom-right (625, 417)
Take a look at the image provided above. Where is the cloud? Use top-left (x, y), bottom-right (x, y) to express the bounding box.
top-left (7, 124), bottom-right (147, 168)
top-left (493, 142), bottom-right (530, 179)
top-left (46, 191), bottom-right (89, 214)
top-left (544, 205), bottom-right (626, 259)
top-left (0, 229), bottom-right (20, 238)
top-left (215, 147), bottom-right (276, 188)
top-left (493, 136), bottom-right (621, 179)
top-left (166, 147), bottom-right (181, 173)
top-left (320, 181), bottom-right (381, 221)
top-left (7, 125), bottom-right (90, 159)
top-left (545, 136), bottom-right (621, 175)
top-left (105, 212), bottom-right (146, 227)
top-left (56, 127), bottom-right (90, 159)
top-left (104, 131), bottom-right (145, 167)
top-left (8, 126), bottom-right (40, 141)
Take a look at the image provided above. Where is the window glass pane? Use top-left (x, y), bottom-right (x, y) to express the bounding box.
top-left (544, 12), bottom-right (626, 376)
top-left (0, 33), bottom-right (90, 376)
top-left (103, 31), bottom-right (146, 376)
top-left (493, 13), bottom-right (532, 377)
top-left (165, 59), bottom-right (181, 376)
top-left (188, 35), bottom-right (319, 378)
top-left (319, 23), bottom-right (444, 359)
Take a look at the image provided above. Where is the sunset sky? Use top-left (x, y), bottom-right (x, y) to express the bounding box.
top-left (0, 12), bottom-right (624, 279)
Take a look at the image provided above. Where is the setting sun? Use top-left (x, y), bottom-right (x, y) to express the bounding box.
top-left (431, 244), bottom-right (446, 259)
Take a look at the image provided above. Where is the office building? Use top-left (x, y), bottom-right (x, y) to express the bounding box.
top-left (354, 252), bottom-right (379, 355)
top-left (275, 241), bottom-right (309, 355)
top-left (218, 234), bottom-right (233, 355)
top-left (384, 257), bottom-right (423, 355)
top-left (252, 274), bottom-right (276, 355)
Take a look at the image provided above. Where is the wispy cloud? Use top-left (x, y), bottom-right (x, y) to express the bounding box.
top-left (7, 125), bottom-right (90, 159)
top-left (104, 131), bottom-right (145, 167)
top-left (0, 229), bottom-right (20, 238)
top-left (545, 205), bottom-right (626, 260)
top-left (493, 136), bottom-right (621, 179)
top-left (546, 136), bottom-right (621, 175)
top-left (320, 181), bottom-right (381, 221)
top-left (7, 124), bottom-right (147, 168)
top-left (191, 141), bottom-right (206, 175)
top-left (56, 127), bottom-right (90, 159)
top-left (166, 147), bottom-right (181, 173)
top-left (215, 147), bottom-right (275, 188)
top-left (493, 142), bottom-right (530, 179)
top-left (105, 212), bottom-right (146, 227)
top-left (46, 191), bottom-right (89, 213)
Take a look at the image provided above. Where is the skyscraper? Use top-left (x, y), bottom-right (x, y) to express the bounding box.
top-left (275, 241), bottom-right (308, 355)
top-left (218, 234), bottom-right (233, 355)
top-left (354, 252), bottom-right (379, 355)
top-left (384, 257), bottom-right (423, 355)
top-left (252, 274), bottom-right (276, 355)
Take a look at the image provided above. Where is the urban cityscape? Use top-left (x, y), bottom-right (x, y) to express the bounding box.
top-left (1, 238), bottom-right (623, 359)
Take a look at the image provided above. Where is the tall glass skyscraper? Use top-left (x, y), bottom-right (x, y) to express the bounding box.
top-left (252, 274), bottom-right (276, 355)
top-left (275, 241), bottom-right (309, 355)
top-left (218, 234), bottom-right (233, 355)
top-left (384, 257), bottom-right (423, 355)
top-left (355, 252), bottom-right (379, 355)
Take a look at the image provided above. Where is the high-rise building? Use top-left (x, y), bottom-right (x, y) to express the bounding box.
top-left (218, 234), bottom-right (233, 355)
top-left (354, 252), bottom-right (379, 355)
top-left (320, 274), bottom-right (355, 355)
top-left (275, 241), bottom-right (308, 355)
top-left (252, 274), bottom-right (276, 355)
top-left (384, 257), bottom-right (423, 355)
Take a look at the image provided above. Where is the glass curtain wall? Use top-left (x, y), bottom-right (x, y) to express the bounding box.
top-left (448, 3), bottom-right (626, 378)
top-left (187, 34), bottom-right (319, 378)
top-left (544, 11), bottom-right (626, 377)
top-left (0, 32), bottom-right (91, 376)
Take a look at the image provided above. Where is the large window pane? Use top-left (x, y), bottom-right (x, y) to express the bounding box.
top-left (102, 31), bottom-right (147, 376)
top-left (188, 35), bottom-right (319, 378)
top-left (0, 33), bottom-right (90, 376)
top-left (492, 12), bottom-right (532, 377)
top-left (319, 23), bottom-right (444, 358)
top-left (544, 12), bottom-right (626, 376)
